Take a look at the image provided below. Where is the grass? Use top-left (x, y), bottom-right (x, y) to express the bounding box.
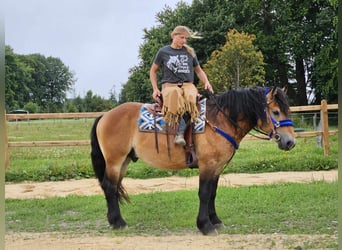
top-left (5, 182), bottom-right (337, 237)
top-left (7, 118), bottom-right (92, 141)
top-left (5, 119), bottom-right (338, 182)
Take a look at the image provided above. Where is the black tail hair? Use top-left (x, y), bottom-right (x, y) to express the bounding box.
top-left (90, 116), bottom-right (105, 183)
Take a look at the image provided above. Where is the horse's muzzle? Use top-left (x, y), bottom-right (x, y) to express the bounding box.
top-left (276, 132), bottom-right (296, 151)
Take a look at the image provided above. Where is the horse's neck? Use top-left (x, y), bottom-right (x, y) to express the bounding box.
top-left (207, 109), bottom-right (253, 141)
top-left (233, 121), bottom-right (253, 142)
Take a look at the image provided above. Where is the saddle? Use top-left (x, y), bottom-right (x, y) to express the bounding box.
top-left (144, 97), bottom-right (200, 169)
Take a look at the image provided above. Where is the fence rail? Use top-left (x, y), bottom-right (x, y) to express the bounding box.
top-left (5, 100), bottom-right (338, 168)
top-left (6, 112), bottom-right (105, 121)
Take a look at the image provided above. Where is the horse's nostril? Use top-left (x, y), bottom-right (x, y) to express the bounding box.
top-left (287, 141), bottom-right (295, 150)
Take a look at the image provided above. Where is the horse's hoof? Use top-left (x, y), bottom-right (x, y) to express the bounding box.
top-left (109, 220), bottom-right (127, 230)
top-left (111, 224), bottom-right (128, 230)
top-left (200, 225), bottom-right (219, 236)
top-left (204, 228), bottom-right (218, 236)
top-left (214, 223), bottom-right (226, 230)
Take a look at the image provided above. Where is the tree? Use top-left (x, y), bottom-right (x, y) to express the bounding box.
top-left (312, 41), bottom-right (338, 103)
top-left (310, 0), bottom-right (338, 104)
top-left (22, 54), bottom-right (76, 112)
top-left (5, 46), bottom-right (34, 110)
top-left (203, 29), bottom-right (265, 92)
top-left (239, 0), bottom-right (337, 104)
top-left (43, 56), bottom-right (76, 112)
top-left (82, 90), bottom-right (113, 112)
top-left (23, 101), bottom-right (39, 113)
top-left (5, 47), bottom-right (76, 112)
top-left (108, 85), bottom-right (119, 106)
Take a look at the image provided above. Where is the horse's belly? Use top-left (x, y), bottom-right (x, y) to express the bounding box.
top-left (133, 134), bottom-right (188, 170)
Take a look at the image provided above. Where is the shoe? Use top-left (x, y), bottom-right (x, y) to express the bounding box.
top-left (174, 135), bottom-right (186, 146)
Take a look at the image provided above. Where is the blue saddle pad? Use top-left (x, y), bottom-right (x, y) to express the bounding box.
top-left (138, 99), bottom-right (206, 133)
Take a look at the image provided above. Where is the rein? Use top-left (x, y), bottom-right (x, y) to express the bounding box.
top-left (204, 90), bottom-right (241, 150)
top-left (204, 117), bottom-right (239, 149)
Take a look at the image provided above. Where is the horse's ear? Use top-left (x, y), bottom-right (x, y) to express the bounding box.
top-left (271, 86), bottom-right (278, 97)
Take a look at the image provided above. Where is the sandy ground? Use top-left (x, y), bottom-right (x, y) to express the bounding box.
top-left (5, 170), bottom-right (338, 250)
top-left (5, 170), bottom-right (338, 199)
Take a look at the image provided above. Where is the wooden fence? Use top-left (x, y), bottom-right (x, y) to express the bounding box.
top-left (5, 100), bottom-right (338, 168)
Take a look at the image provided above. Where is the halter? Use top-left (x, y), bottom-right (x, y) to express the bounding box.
top-left (255, 115), bottom-right (294, 141)
top-left (262, 88), bottom-right (294, 141)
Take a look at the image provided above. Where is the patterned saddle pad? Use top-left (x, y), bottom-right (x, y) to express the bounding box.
top-left (138, 99), bottom-right (206, 133)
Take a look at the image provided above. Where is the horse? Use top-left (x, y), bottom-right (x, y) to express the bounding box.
top-left (90, 86), bottom-right (296, 235)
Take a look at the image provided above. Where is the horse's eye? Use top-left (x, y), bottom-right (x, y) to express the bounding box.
top-left (272, 110), bottom-right (280, 116)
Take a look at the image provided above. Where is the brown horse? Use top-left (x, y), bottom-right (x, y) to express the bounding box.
top-left (90, 86), bottom-right (296, 235)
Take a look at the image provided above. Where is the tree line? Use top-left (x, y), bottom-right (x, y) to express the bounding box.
top-left (5, 46), bottom-right (117, 113)
top-left (124, 0), bottom-right (337, 106)
top-left (5, 0), bottom-right (337, 113)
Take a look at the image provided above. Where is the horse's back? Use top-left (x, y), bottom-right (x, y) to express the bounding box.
top-left (98, 102), bottom-right (142, 130)
top-left (96, 102), bottom-right (142, 161)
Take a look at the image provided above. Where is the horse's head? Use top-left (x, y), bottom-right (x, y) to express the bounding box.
top-left (263, 86), bottom-right (296, 150)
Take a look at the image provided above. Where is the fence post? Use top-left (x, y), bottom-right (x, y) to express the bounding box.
top-left (4, 114), bottom-right (9, 169)
top-left (320, 99), bottom-right (330, 156)
top-left (316, 118), bottom-right (322, 147)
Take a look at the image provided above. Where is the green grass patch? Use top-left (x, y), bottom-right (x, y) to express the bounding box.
top-left (6, 120), bottom-right (338, 182)
top-left (7, 119), bottom-right (93, 141)
top-left (6, 182), bottom-right (337, 237)
top-left (226, 135), bottom-right (338, 173)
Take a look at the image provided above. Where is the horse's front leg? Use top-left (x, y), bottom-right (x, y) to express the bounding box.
top-left (197, 177), bottom-right (220, 235)
top-left (208, 177), bottom-right (225, 229)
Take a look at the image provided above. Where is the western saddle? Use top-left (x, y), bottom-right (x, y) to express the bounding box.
top-left (145, 97), bottom-right (200, 169)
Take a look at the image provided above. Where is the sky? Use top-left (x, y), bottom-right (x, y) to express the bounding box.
top-left (5, 0), bottom-right (192, 99)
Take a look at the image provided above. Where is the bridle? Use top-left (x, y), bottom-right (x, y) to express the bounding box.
top-left (254, 89), bottom-right (294, 141)
top-left (254, 106), bottom-right (294, 142)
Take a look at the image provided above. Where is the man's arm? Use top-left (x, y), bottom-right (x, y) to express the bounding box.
top-left (194, 65), bottom-right (213, 93)
top-left (150, 63), bottom-right (162, 101)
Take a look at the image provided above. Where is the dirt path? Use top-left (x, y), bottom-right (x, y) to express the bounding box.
top-left (5, 232), bottom-right (337, 250)
top-left (5, 170), bottom-right (338, 199)
top-left (5, 170), bottom-right (338, 250)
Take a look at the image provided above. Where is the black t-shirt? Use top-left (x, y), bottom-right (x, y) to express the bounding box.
top-left (153, 45), bottom-right (199, 84)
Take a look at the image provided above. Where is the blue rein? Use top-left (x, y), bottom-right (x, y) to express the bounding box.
top-left (213, 126), bottom-right (239, 149)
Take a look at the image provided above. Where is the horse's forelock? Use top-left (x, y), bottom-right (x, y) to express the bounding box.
top-left (274, 87), bottom-right (290, 116)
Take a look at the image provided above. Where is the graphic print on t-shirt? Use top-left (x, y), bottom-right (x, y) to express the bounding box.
top-left (166, 55), bottom-right (190, 74)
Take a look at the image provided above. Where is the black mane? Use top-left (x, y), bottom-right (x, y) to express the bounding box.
top-left (207, 87), bottom-right (268, 128)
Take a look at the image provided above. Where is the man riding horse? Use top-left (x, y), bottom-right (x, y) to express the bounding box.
top-left (149, 25), bottom-right (214, 146)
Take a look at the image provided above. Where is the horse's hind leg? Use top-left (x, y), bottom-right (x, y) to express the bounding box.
top-left (102, 157), bottom-right (131, 229)
top-left (101, 173), bottom-right (127, 229)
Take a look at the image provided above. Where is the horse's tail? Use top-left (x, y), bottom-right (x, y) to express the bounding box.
top-left (90, 115), bottom-right (130, 203)
top-left (90, 116), bottom-right (106, 183)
